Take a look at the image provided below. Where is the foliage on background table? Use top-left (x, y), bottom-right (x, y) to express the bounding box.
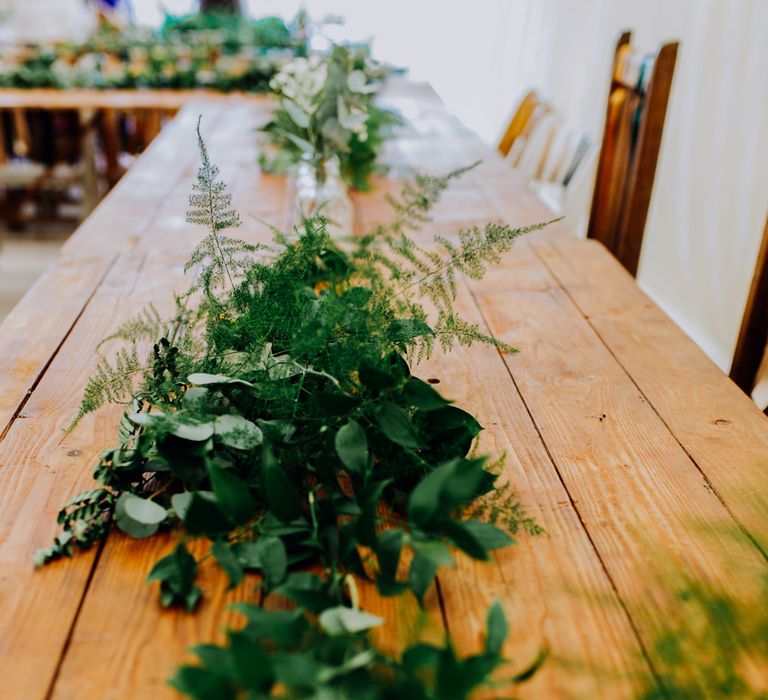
top-left (0, 12), bottom-right (304, 92)
top-left (259, 44), bottom-right (402, 192)
top-left (37, 122), bottom-right (551, 697)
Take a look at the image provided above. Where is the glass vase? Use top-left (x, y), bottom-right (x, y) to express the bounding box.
top-left (293, 154), bottom-right (354, 240)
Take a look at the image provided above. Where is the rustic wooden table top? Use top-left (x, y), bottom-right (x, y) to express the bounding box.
top-left (0, 87), bottom-right (257, 110)
top-left (0, 82), bottom-right (766, 699)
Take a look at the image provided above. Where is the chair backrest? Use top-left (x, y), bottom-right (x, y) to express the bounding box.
top-left (498, 90), bottom-right (542, 157)
top-left (1, 108), bottom-right (84, 166)
top-left (730, 216), bottom-right (768, 396)
top-left (587, 31), bottom-right (678, 276)
top-left (511, 111), bottom-right (561, 181)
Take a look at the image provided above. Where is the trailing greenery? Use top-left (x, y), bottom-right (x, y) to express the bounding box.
top-left (170, 601), bottom-right (546, 700)
top-left (39, 125), bottom-right (553, 697)
top-left (259, 44), bottom-right (402, 190)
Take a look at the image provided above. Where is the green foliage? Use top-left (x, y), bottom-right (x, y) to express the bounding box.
top-left (64, 346), bottom-right (141, 432)
top-left (259, 44), bottom-right (401, 190)
top-left (34, 488), bottom-right (115, 565)
top-left (170, 601), bottom-right (544, 700)
top-left (43, 131), bottom-right (552, 697)
top-left (639, 578), bottom-right (768, 699)
top-left (184, 117), bottom-right (259, 298)
top-left (0, 14), bottom-right (302, 92)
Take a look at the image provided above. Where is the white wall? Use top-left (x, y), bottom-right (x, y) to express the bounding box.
top-left (0, 0), bottom-right (95, 42)
top-left (507, 0), bottom-right (768, 372)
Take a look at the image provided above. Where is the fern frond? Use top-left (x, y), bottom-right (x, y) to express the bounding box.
top-left (187, 116), bottom-right (242, 235)
top-left (97, 304), bottom-right (165, 349)
top-left (412, 220), bottom-right (557, 311)
top-left (432, 312), bottom-right (518, 354)
top-left (354, 162), bottom-right (481, 254)
top-left (65, 346), bottom-right (143, 432)
top-left (184, 117), bottom-right (252, 298)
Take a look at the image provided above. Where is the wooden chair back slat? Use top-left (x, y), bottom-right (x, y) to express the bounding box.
top-left (731, 216), bottom-right (768, 395)
top-left (588, 31), bottom-right (679, 276)
top-left (498, 90), bottom-right (541, 157)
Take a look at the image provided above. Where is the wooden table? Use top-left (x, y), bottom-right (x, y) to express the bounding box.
top-left (0, 83), bottom-right (766, 699)
top-left (0, 87), bottom-right (253, 110)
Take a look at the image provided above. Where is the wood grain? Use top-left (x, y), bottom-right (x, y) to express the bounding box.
top-left (0, 80), bottom-right (766, 699)
top-left (470, 239), bottom-right (768, 688)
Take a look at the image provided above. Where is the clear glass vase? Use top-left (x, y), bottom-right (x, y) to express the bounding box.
top-left (293, 154), bottom-right (354, 240)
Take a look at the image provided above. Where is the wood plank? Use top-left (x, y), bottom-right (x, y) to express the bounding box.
top-left (350, 183), bottom-right (649, 696)
top-left (49, 105), bottom-right (283, 699)
top-left (0, 103), bottom-right (233, 446)
top-left (0, 250), bottom-right (150, 699)
top-left (414, 288), bottom-right (648, 699)
top-left (531, 234), bottom-right (768, 554)
top-left (468, 239), bottom-right (768, 688)
top-left (0, 97), bottom-right (269, 699)
top-left (0, 88), bottom-right (261, 111)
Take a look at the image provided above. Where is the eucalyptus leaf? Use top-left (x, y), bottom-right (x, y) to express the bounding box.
top-left (318, 606), bottom-right (384, 636)
top-left (214, 414), bottom-right (263, 450)
top-left (188, 373), bottom-right (253, 388)
top-left (115, 493), bottom-right (166, 538)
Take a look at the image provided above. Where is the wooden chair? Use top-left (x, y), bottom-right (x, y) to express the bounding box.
top-left (0, 108), bottom-right (100, 227)
top-left (730, 216), bottom-right (768, 402)
top-left (497, 90), bottom-right (543, 157)
top-left (587, 31), bottom-right (679, 276)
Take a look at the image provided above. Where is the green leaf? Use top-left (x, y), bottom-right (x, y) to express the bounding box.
top-left (282, 98), bottom-right (311, 128)
top-left (272, 653), bottom-right (322, 686)
top-left (208, 463), bottom-right (257, 524)
top-left (389, 318), bottom-right (432, 342)
top-left (188, 373), bottom-right (253, 388)
top-left (184, 492), bottom-right (233, 536)
top-left (404, 377), bottom-right (452, 411)
top-left (147, 543), bottom-right (201, 611)
top-left (408, 459), bottom-right (456, 526)
top-left (115, 493), bottom-right (166, 538)
top-left (121, 493), bottom-right (167, 524)
top-left (408, 552), bottom-right (439, 602)
top-left (167, 415), bottom-right (215, 442)
top-left (425, 406), bottom-right (482, 437)
top-left (375, 402), bottom-right (424, 449)
top-left (214, 414), bottom-right (263, 450)
top-left (168, 666), bottom-right (237, 700)
top-left (228, 631), bottom-right (274, 691)
top-left (171, 492), bottom-right (194, 520)
top-left (334, 420), bottom-right (368, 475)
top-left (212, 541), bottom-right (244, 589)
top-left (232, 605), bottom-right (307, 645)
top-left (261, 445), bottom-right (302, 522)
top-left (376, 529), bottom-right (404, 581)
top-left (232, 541), bottom-right (261, 570)
top-left (182, 386), bottom-right (209, 409)
top-left (256, 536), bottom-right (287, 588)
top-left (318, 606), bottom-right (384, 636)
top-left (485, 601), bottom-right (508, 656)
top-left (411, 540), bottom-right (454, 569)
top-left (460, 520), bottom-right (514, 551)
top-left (284, 131), bottom-right (314, 153)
